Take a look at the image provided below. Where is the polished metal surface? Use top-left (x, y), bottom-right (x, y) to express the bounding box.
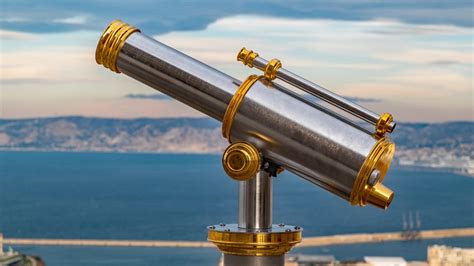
top-left (252, 56), bottom-right (396, 132)
top-left (239, 171), bottom-right (272, 229)
top-left (114, 31), bottom-right (390, 202)
top-left (223, 254), bottom-right (284, 266)
top-left (117, 32), bottom-right (239, 121)
top-left (230, 79), bottom-right (377, 200)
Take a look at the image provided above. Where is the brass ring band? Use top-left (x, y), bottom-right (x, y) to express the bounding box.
top-left (264, 59), bottom-right (282, 81)
top-left (350, 137), bottom-right (395, 207)
top-left (222, 75), bottom-right (262, 141)
top-left (376, 113), bottom-right (394, 136)
top-left (95, 20), bottom-right (140, 73)
top-left (208, 224), bottom-right (302, 256)
top-left (237, 47), bottom-right (259, 67)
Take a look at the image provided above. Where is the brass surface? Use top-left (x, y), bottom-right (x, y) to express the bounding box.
top-left (95, 20), bottom-right (140, 73)
top-left (222, 142), bottom-right (261, 181)
top-left (237, 47), bottom-right (259, 67)
top-left (208, 224), bottom-right (302, 256)
top-left (350, 137), bottom-right (396, 209)
top-left (376, 113), bottom-right (394, 136)
top-left (263, 59), bottom-right (282, 81)
top-left (367, 183), bottom-right (394, 209)
top-left (222, 75), bottom-right (262, 141)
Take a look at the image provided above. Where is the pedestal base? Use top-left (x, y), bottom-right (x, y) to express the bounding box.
top-left (223, 254), bottom-right (284, 266)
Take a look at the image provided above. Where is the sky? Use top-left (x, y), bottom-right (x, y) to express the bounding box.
top-left (0, 0), bottom-right (472, 122)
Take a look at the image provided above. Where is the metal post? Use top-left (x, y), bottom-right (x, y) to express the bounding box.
top-left (238, 170), bottom-right (272, 230)
top-left (221, 170), bottom-right (284, 266)
top-left (223, 254), bottom-right (284, 266)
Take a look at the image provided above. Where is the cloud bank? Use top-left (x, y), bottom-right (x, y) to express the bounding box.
top-left (1, 0), bottom-right (472, 35)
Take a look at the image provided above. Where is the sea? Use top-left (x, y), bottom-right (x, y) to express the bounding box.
top-left (0, 151), bottom-right (473, 265)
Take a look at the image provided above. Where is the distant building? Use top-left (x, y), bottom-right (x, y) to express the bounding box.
top-left (428, 245), bottom-right (474, 266)
top-left (0, 233), bottom-right (45, 266)
top-left (363, 256), bottom-right (407, 266)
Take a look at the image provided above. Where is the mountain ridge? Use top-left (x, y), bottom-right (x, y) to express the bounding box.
top-left (0, 116), bottom-right (472, 153)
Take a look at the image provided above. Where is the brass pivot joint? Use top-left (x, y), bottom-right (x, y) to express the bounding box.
top-left (222, 142), bottom-right (261, 181)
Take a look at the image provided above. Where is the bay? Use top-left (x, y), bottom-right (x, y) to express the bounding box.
top-left (0, 151), bottom-right (472, 265)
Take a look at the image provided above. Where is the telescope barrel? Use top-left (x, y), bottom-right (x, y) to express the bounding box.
top-left (96, 21), bottom-right (395, 209)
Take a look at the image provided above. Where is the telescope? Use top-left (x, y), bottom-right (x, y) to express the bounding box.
top-left (96, 20), bottom-right (396, 266)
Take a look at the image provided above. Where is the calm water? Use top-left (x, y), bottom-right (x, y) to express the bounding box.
top-left (0, 151), bottom-right (473, 265)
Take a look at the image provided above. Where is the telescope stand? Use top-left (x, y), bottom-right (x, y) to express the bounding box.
top-left (208, 160), bottom-right (302, 266)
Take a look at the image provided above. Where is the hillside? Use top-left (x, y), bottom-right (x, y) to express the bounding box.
top-left (0, 116), bottom-right (472, 175)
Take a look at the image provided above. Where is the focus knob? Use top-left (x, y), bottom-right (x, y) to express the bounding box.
top-left (222, 142), bottom-right (261, 181)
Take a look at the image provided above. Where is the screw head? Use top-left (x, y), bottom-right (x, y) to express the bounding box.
top-left (368, 169), bottom-right (381, 186)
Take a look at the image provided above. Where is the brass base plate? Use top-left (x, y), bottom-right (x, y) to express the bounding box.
top-left (207, 224), bottom-right (302, 256)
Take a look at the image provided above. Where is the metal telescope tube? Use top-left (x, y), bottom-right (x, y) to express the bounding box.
top-left (95, 21), bottom-right (395, 209)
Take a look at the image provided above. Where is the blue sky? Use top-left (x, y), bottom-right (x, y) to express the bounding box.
top-left (1, 0), bottom-right (472, 122)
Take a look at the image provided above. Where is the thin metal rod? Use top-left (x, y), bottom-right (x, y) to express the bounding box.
top-left (252, 56), bottom-right (395, 132)
top-left (238, 170), bottom-right (272, 230)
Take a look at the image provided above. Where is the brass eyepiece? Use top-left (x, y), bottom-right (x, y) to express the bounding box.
top-left (367, 183), bottom-right (394, 209)
top-left (222, 142), bottom-right (261, 181)
top-left (350, 137), bottom-right (396, 209)
top-left (95, 20), bottom-right (140, 73)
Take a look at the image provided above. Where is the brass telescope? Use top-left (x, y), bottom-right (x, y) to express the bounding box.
top-left (96, 20), bottom-right (397, 266)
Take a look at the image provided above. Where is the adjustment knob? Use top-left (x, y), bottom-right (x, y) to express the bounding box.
top-left (222, 142), bottom-right (261, 181)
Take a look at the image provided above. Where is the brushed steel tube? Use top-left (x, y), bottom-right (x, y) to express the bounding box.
top-left (117, 32), bottom-right (240, 121)
top-left (238, 170), bottom-right (272, 230)
top-left (223, 254), bottom-right (284, 266)
top-left (252, 56), bottom-right (396, 132)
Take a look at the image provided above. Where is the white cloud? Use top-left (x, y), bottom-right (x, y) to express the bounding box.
top-left (52, 15), bottom-right (88, 25)
top-left (1, 15), bottom-right (472, 122)
top-left (0, 30), bottom-right (36, 40)
top-left (154, 15), bottom-right (472, 122)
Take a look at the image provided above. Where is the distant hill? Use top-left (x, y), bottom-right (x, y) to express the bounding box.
top-left (0, 116), bottom-right (472, 155)
top-left (0, 116), bottom-right (226, 154)
top-left (392, 121), bottom-right (473, 151)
